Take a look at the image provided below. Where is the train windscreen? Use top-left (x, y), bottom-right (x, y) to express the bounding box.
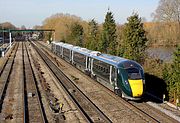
top-left (126, 68), bottom-right (141, 80)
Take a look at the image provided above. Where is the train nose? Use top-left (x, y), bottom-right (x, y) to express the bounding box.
top-left (128, 79), bottom-right (143, 97)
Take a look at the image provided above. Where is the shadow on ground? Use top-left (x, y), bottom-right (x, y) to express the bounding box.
top-left (142, 73), bottom-right (168, 103)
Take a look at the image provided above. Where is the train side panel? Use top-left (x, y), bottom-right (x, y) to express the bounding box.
top-left (91, 58), bottom-right (117, 91)
top-left (73, 51), bottom-right (87, 71)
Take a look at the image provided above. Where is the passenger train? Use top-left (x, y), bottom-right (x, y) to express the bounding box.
top-left (51, 41), bottom-right (145, 100)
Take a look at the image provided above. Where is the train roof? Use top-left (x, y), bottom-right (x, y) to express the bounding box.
top-left (52, 41), bottom-right (143, 69)
top-left (51, 41), bottom-right (59, 45)
top-left (73, 47), bottom-right (92, 56)
top-left (90, 53), bottom-right (125, 66)
top-left (91, 53), bottom-right (142, 69)
top-left (61, 43), bottom-right (73, 49)
top-left (54, 42), bottom-right (92, 56)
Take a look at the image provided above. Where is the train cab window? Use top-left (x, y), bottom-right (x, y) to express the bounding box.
top-left (126, 68), bottom-right (141, 80)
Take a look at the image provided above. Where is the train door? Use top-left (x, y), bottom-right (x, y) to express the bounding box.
top-left (85, 56), bottom-right (88, 70)
top-left (85, 56), bottom-right (90, 74)
top-left (70, 50), bottom-right (72, 62)
top-left (62, 47), bottom-right (64, 58)
top-left (88, 57), bottom-right (91, 71)
top-left (59, 46), bottom-right (61, 56)
top-left (60, 46), bottom-right (63, 57)
top-left (90, 58), bottom-right (94, 76)
top-left (110, 66), bottom-right (116, 85)
top-left (72, 51), bottom-right (74, 63)
top-left (87, 57), bottom-right (91, 72)
top-left (114, 68), bottom-right (122, 96)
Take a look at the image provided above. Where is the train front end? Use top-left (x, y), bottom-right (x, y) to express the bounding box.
top-left (117, 60), bottom-right (145, 100)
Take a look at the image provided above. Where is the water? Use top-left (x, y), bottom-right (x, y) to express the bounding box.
top-left (147, 47), bottom-right (175, 62)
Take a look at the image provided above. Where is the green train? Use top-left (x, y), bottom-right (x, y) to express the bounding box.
top-left (52, 42), bottom-right (145, 100)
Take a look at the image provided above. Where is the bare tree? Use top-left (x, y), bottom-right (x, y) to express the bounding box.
top-left (153, 0), bottom-right (180, 23)
top-left (0, 22), bottom-right (16, 29)
top-left (173, 0), bottom-right (180, 28)
top-left (152, 0), bottom-right (180, 41)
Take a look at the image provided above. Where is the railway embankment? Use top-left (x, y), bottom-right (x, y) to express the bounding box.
top-left (37, 40), bottom-right (180, 122)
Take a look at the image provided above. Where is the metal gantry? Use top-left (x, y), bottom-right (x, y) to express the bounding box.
top-left (0, 29), bottom-right (55, 47)
top-left (0, 29), bottom-right (55, 56)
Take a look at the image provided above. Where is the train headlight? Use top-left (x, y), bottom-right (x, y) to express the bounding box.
top-left (143, 80), bottom-right (145, 84)
top-left (125, 80), bottom-right (129, 85)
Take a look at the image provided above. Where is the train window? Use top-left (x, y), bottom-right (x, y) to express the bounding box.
top-left (126, 68), bottom-right (141, 80)
top-left (73, 52), bottom-right (86, 66)
top-left (92, 59), bottom-right (110, 81)
top-left (106, 69), bottom-right (108, 73)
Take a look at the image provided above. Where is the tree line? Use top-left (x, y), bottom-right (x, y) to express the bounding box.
top-left (41, 0), bottom-right (179, 104)
top-left (43, 12), bottom-right (148, 64)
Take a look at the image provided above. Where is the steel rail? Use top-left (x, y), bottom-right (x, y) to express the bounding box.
top-left (0, 42), bottom-right (19, 111)
top-left (23, 41), bottom-right (47, 123)
top-left (0, 43), bottom-right (16, 76)
top-left (31, 41), bottom-right (112, 123)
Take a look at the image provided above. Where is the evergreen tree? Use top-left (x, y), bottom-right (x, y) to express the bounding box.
top-left (99, 10), bottom-right (117, 55)
top-left (162, 64), bottom-right (173, 100)
top-left (122, 13), bottom-right (148, 63)
top-left (171, 45), bottom-right (180, 101)
top-left (86, 19), bottom-right (99, 50)
top-left (70, 22), bottom-right (84, 46)
top-left (163, 45), bottom-right (180, 102)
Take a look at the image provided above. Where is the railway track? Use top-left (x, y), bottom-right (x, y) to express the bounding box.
top-left (31, 41), bottom-right (112, 123)
top-left (0, 42), bottom-right (24, 122)
top-left (128, 100), bottom-right (179, 122)
top-left (88, 74), bottom-right (179, 122)
top-left (86, 73), bottom-right (179, 122)
top-left (0, 42), bottom-right (18, 110)
top-left (0, 41), bottom-right (47, 122)
top-left (0, 43), bottom-right (17, 75)
top-left (36, 41), bottom-right (180, 123)
top-left (23, 42), bottom-right (47, 122)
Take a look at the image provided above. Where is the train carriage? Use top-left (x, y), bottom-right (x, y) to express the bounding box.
top-left (51, 41), bottom-right (57, 54)
top-left (72, 47), bottom-right (93, 74)
top-left (56, 42), bottom-right (63, 57)
top-left (61, 43), bottom-right (73, 62)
